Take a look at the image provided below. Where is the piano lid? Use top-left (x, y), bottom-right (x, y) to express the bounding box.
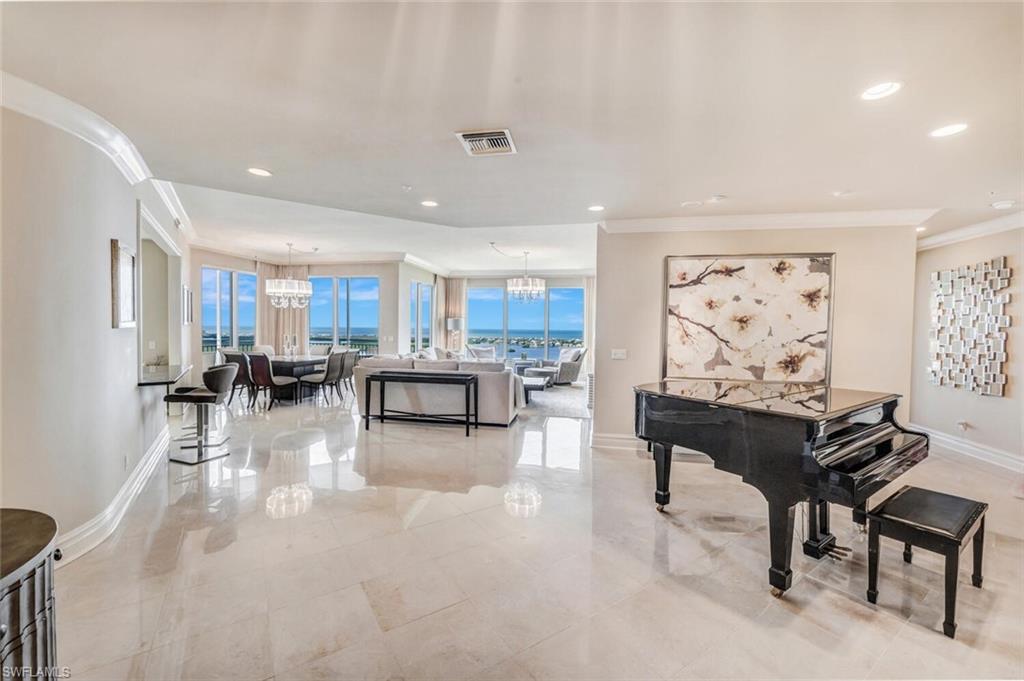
top-left (634, 379), bottom-right (898, 421)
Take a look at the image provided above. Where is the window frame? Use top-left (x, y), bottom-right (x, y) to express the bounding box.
top-left (308, 276), bottom-right (381, 352)
top-left (201, 265), bottom-right (257, 354)
top-left (409, 281), bottom-right (433, 351)
top-left (465, 279), bottom-right (584, 361)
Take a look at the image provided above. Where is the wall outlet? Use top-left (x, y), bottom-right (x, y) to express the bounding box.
top-left (148, 340), bottom-right (156, 350)
top-left (611, 348), bottom-right (628, 360)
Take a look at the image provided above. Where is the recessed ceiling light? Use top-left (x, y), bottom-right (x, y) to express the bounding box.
top-left (588, 205), bottom-right (605, 212)
top-left (707, 194), bottom-right (727, 204)
top-left (247, 167), bottom-right (272, 177)
top-left (861, 82), bottom-right (902, 100)
top-left (401, 184), bottom-right (412, 192)
top-left (680, 200), bottom-right (703, 209)
top-left (916, 226), bottom-right (927, 232)
top-left (929, 123), bottom-right (968, 138)
top-left (991, 200), bottom-right (1016, 210)
top-left (831, 190), bottom-right (853, 198)
top-left (420, 200), bottom-right (438, 207)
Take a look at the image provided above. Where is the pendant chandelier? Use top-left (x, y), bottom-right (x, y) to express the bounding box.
top-left (502, 247), bottom-right (545, 302)
top-left (265, 243), bottom-right (315, 309)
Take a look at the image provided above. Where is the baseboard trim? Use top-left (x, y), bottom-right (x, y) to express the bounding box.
top-left (910, 422), bottom-right (1023, 473)
top-left (56, 426), bottom-right (169, 565)
top-left (592, 432), bottom-right (647, 451)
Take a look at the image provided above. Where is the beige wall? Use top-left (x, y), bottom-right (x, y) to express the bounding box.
top-left (0, 110), bottom-right (175, 530)
top-left (910, 229), bottom-right (1023, 460)
top-left (594, 225), bottom-right (918, 438)
top-left (140, 239), bottom-right (169, 365)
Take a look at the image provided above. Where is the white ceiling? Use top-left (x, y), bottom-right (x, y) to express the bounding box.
top-left (175, 183), bottom-right (596, 275)
top-left (2, 2), bottom-right (1021, 236)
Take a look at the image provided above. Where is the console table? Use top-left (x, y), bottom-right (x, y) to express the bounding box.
top-left (1, 509), bottom-right (59, 679)
top-left (364, 371), bottom-right (479, 436)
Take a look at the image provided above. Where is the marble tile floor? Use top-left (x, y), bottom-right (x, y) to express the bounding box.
top-left (57, 400), bottom-right (1023, 680)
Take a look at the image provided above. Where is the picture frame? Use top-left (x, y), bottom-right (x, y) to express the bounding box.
top-left (661, 253), bottom-right (835, 385)
top-left (111, 238), bottom-right (137, 328)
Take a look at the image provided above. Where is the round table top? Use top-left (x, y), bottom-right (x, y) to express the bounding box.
top-left (1, 508), bottom-right (58, 583)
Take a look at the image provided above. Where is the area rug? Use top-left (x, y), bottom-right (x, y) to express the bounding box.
top-left (520, 383), bottom-right (591, 419)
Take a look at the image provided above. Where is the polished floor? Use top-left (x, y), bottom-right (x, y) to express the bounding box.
top-left (59, 394), bottom-right (1023, 680)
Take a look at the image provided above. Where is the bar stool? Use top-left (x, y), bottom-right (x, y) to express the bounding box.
top-left (164, 364), bottom-right (237, 465)
top-left (867, 486), bottom-right (988, 639)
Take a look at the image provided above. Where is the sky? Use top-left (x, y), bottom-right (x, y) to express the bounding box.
top-left (468, 286), bottom-right (583, 332)
top-left (202, 268), bottom-right (255, 333)
top-left (309, 277), bottom-right (380, 332)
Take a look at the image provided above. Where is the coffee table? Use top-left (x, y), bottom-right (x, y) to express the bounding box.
top-left (522, 376), bottom-right (547, 404)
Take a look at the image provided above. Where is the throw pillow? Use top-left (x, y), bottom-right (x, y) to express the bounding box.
top-left (466, 345), bottom-right (496, 361)
top-left (558, 347), bottom-right (577, 363)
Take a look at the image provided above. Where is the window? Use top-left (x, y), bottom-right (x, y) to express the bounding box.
top-left (409, 282), bottom-right (433, 351)
top-left (547, 287), bottom-right (585, 359)
top-left (308, 276), bottom-right (380, 354)
top-left (467, 287), bottom-right (506, 357)
top-left (201, 267), bottom-right (257, 354)
top-left (466, 284), bottom-right (585, 361)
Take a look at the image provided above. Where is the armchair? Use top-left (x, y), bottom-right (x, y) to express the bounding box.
top-left (541, 348), bottom-right (587, 385)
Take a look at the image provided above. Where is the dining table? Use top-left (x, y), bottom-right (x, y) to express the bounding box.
top-left (268, 355), bottom-right (327, 403)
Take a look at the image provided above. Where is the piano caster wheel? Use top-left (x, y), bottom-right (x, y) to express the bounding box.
top-left (770, 587), bottom-right (785, 599)
top-left (656, 504), bottom-right (666, 512)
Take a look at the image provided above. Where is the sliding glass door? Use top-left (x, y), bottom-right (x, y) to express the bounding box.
top-left (308, 276), bottom-right (381, 355)
top-left (201, 266), bottom-right (257, 360)
top-left (409, 282), bottom-right (434, 351)
top-left (466, 284), bottom-right (584, 360)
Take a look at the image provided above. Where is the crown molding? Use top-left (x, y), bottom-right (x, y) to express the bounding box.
top-left (139, 203), bottom-right (183, 257)
top-left (447, 268), bottom-right (595, 278)
top-left (151, 180), bottom-right (197, 242)
top-left (917, 212), bottom-right (1024, 252)
top-left (601, 209), bottom-right (939, 234)
top-left (402, 254), bottom-right (451, 277)
top-left (1, 71), bottom-right (151, 185)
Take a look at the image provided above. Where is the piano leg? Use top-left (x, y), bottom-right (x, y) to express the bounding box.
top-left (767, 500), bottom-right (795, 595)
top-left (802, 498), bottom-right (837, 559)
top-left (652, 442), bottom-right (672, 511)
top-left (853, 502), bottom-right (868, 532)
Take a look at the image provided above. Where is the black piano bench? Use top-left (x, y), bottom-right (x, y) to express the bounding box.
top-left (866, 486), bottom-right (988, 639)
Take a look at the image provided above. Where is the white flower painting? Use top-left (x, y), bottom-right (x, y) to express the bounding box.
top-left (664, 254), bottom-right (833, 383)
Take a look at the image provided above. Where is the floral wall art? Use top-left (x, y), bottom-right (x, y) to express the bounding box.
top-left (663, 254), bottom-right (834, 383)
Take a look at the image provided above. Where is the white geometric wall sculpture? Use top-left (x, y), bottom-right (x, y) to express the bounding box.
top-left (928, 256), bottom-right (1012, 396)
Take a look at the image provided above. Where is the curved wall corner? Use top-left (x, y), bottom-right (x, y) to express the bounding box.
top-left (0, 108), bottom-right (169, 556)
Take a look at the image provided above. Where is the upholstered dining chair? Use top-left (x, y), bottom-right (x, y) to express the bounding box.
top-left (221, 350), bottom-right (256, 409)
top-left (251, 344), bottom-right (275, 356)
top-left (299, 351), bottom-right (346, 405)
top-left (164, 363), bottom-right (238, 465)
top-left (338, 350), bottom-right (360, 396)
top-left (248, 352), bottom-right (298, 410)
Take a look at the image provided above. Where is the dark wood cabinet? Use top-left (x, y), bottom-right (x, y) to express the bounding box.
top-left (1, 509), bottom-right (59, 679)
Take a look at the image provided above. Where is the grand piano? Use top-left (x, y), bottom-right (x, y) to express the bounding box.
top-left (635, 379), bottom-right (928, 595)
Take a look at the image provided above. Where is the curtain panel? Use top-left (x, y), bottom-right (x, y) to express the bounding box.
top-left (256, 261), bottom-right (311, 353)
top-left (584, 275), bottom-right (596, 373)
top-left (444, 277), bottom-right (467, 350)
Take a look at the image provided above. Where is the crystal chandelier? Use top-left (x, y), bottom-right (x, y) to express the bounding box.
top-left (265, 243), bottom-right (315, 309)
top-left (506, 250), bottom-right (545, 302)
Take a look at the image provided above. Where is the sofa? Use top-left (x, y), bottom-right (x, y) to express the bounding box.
top-left (353, 357), bottom-right (524, 426)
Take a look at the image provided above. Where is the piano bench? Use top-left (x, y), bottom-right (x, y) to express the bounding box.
top-left (865, 486), bottom-right (988, 639)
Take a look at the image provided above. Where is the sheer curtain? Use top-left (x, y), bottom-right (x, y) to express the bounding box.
top-left (256, 261), bottom-right (310, 353)
top-left (445, 277), bottom-right (467, 350)
top-left (584, 276), bottom-right (596, 373)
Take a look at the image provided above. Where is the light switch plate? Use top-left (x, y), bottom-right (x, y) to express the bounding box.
top-left (148, 340), bottom-right (156, 350)
top-left (611, 348), bottom-right (628, 360)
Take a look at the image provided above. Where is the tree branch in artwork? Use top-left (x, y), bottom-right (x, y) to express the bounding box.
top-left (669, 262), bottom-right (746, 289)
top-left (793, 329), bottom-right (827, 344)
top-left (667, 307), bottom-right (737, 351)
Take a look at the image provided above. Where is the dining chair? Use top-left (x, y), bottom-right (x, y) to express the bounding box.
top-left (248, 352), bottom-right (298, 410)
top-left (221, 350), bottom-right (256, 409)
top-left (299, 351), bottom-right (346, 405)
top-left (338, 350), bottom-right (360, 397)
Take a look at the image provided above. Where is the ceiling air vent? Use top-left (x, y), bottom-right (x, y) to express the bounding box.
top-left (455, 129), bottom-right (517, 156)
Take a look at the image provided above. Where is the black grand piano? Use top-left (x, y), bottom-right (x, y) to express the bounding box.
top-left (635, 379), bottom-right (928, 595)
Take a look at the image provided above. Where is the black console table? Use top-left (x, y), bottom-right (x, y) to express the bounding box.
top-left (1, 509), bottom-right (59, 679)
top-left (364, 371), bottom-right (479, 436)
